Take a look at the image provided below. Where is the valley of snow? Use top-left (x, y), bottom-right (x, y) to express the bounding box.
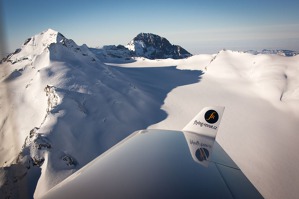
top-left (0, 29), bottom-right (299, 199)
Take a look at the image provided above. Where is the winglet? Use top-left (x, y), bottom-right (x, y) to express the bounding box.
top-left (183, 106), bottom-right (225, 166)
top-left (183, 106), bottom-right (225, 138)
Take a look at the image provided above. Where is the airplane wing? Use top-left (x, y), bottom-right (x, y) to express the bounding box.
top-left (40, 106), bottom-right (263, 199)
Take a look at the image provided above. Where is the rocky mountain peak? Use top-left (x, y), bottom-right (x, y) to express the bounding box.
top-left (126, 33), bottom-right (192, 59)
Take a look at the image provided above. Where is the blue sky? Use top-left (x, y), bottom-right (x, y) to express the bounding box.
top-left (1, 0), bottom-right (299, 56)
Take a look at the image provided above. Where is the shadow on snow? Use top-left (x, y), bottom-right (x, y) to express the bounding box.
top-left (47, 65), bottom-right (204, 167)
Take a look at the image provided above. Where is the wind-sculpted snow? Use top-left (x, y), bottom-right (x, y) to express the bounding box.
top-left (0, 29), bottom-right (202, 198)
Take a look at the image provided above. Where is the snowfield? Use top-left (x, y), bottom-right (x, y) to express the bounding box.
top-left (0, 29), bottom-right (299, 199)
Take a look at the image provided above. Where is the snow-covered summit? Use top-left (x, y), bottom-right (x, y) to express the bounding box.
top-left (1, 28), bottom-right (97, 65)
top-left (2, 29), bottom-right (61, 63)
top-left (125, 33), bottom-right (192, 59)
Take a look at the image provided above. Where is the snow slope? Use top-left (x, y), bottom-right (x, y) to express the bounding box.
top-left (1, 29), bottom-right (299, 199)
top-left (114, 50), bottom-right (299, 199)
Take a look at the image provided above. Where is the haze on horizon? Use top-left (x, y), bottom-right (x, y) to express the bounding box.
top-left (1, 0), bottom-right (299, 58)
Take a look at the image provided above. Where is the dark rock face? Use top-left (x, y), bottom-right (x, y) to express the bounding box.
top-left (246, 49), bottom-right (299, 57)
top-left (127, 33), bottom-right (192, 59)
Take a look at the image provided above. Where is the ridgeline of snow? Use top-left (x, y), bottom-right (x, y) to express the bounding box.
top-left (0, 29), bottom-right (299, 199)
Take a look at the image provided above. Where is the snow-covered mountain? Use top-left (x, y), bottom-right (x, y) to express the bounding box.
top-left (0, 29), bottom-right (199, 198)
top-left (89, 45), bottom-right (134, 61)
top-left (125, 33), bottom-right (192, 59)
top-left (1, 29), bottom-right (299, 199)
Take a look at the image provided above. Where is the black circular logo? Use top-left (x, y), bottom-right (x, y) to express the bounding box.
top-left (204, 110), bottom-right (219, 124)
top-left (195, 148), bottom-right (209, 162)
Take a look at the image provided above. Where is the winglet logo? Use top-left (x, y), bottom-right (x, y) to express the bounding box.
top-left (195, 148), bottom-right (209, 162)
top-left (204, 110), bottom-right (219, 124)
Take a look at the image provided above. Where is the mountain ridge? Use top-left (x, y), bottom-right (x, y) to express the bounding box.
top-left (2, 29), bottom-right (298, 63)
